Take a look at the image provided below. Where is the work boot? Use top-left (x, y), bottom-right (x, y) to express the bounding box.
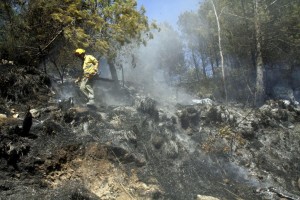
top-left (86, 99), bottom-right (95, 106)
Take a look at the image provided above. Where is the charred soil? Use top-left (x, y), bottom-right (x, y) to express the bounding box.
top-left (0, 65), bottom-right (300, 200)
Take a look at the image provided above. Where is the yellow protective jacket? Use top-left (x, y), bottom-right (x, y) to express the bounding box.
top-left (82, 55), bottom-right (98, 78)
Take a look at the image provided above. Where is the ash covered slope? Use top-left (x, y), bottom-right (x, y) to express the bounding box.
top-left (0, 65), bottom-right (300, 200)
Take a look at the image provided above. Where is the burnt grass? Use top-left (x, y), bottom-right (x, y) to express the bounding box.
top-left (0, 64), bottom-right (300, 200)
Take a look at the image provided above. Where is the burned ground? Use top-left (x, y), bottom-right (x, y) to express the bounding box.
top-left (0, 65), bottom-right (300, 200)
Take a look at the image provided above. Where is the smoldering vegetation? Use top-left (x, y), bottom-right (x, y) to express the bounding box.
top-left (0, 0), bottom-right (300, 199)
top-left (1, 54), bottom-right (300, 200)
top-left (42, 21), bottom-right (300, 199)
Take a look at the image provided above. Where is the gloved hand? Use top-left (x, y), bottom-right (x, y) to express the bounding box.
top-left (84, 73), bottom-right (95, 79)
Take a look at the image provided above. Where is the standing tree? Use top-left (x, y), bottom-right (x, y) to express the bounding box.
top-left (211, 0), bottom-right (228, 102)
top-left (0, 0), bottom-right (28, 61)
top-left (155, 23), bottom-right (186, 83)
top-left (180, 0), bottom-right (300, 104)
top-left (1, 0), bottom-right (153, 84)
top-left (178, 11), bottom-right (208, 82)
top-left (47, 0), bottom-right (153, 83)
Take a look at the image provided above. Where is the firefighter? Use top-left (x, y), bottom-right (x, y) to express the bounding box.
top-left (74, 48), bottom-right (98, 106)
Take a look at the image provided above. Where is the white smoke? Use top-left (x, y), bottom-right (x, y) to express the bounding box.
top-left (120, 25), bottom-right (196, 108)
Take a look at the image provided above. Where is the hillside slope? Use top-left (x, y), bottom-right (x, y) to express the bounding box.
top-left (0, 65), bottom-right (299, 200)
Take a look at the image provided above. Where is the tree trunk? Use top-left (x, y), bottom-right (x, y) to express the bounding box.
top-left (108, 60), bottom-right (119, 82)
top-left (50, 59), bottom-right (64, 84)
top-left (191, 50), bottom-right (201, 82)
top-left (121, 64), bottom-right (125, 87)
top-left (241, 0), bottom-right (257, 70)
top-left (254, 0), bottom-right (265, 106)
top-left (210, 55), bottom-right (215, 76)
top-left (200, 54), bottom-right (207, 78)
top-left (211, 0), bottom-right (227, 102)
top-left (43, 58), bottom-right (47, 75)
top-left (107, 59), bottom-right (119, 85)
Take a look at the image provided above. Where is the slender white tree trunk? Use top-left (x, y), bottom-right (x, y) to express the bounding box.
top-left (211, 0), bottom-right (227, 102)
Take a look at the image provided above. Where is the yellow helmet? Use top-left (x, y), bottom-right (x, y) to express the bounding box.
top-left (75, 48), bottom-right (85, 55)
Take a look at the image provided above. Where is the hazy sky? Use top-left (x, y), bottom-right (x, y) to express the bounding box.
top-left (137, 0), bottom-right (200, 27)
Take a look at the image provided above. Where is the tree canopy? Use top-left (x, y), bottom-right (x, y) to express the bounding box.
top-left (178, 0), bottom-right (300, 104)
top-left (0, 0), bottom-right (153, 69)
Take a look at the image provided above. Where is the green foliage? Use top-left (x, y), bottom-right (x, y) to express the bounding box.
top-left (0, 0), bottom-right (152, 70)
top-left (0, 1), bottom-right (28, 60)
